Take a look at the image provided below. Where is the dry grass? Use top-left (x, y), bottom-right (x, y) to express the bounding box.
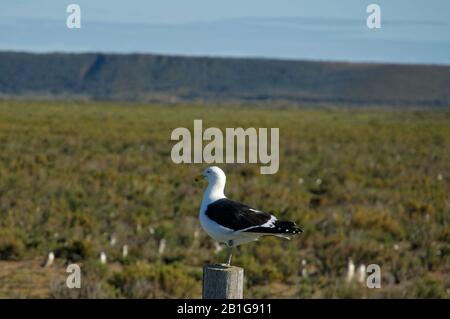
top-left (0, 100), bottom-right (449, 298)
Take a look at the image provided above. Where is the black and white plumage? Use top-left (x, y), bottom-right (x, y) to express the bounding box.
top-left (198, 166), bottom-right (302, 265)
top-left (205, 198), bottom-right (301, 235)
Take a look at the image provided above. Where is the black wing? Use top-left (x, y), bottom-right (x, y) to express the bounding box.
top-left (205, 198), bottom-right (272, 231)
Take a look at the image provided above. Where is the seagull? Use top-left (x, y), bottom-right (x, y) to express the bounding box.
top-left (357, 264), bottom-right (366, 283)
top-left (109, 235), bottom-right (117, 247)
top-left (301, 259), bottom-right (309, 278)
top-left (122, 245), bottom-right (129, 258)
top-left (346, 258), bottom-right (355, 282)
top-left (42, 251), bottom-right (55, 267)
top-left (100, 251), bottom-right (107, 264)
top-left (197, 166), bottom-right (303, 266)
top-left (158, 238), bottom-right (167, 255)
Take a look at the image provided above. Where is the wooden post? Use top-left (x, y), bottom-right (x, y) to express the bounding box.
top-left (202, 264), bottom-right (244, 299)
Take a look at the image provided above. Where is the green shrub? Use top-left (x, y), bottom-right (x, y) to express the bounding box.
top-left (408, 274), bottom-right (447, 298)
top-left (56, 239), bottom-right (95, 262)
top-left (110, 261), bottom-right (200, 298)
top-left (0, 229), bottom-right (24, 260)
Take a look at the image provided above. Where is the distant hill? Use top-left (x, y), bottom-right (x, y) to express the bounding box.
top-left (1, 51), bottom-right (449, 106)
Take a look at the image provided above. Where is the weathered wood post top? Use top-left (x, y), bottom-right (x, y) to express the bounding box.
top-left (202, 264), bottom-right (244, 299)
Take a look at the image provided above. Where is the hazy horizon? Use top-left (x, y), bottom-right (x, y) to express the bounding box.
top-left (1, 1), bottom-right (450, 65)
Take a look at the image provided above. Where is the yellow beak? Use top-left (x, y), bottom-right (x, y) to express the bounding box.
top-left (195, 174), bottom-right (204, 182)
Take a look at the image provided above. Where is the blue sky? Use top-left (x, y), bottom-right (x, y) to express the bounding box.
top-left (1, 0), bottom-right (450, 64)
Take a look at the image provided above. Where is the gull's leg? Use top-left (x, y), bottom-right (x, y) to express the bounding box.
top-left (226, 240), bottom-right (234, 266)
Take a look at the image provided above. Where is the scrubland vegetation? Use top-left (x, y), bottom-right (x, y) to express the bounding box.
top-left (0, 100), bottom-right (449, 298)
top-left (2, 52), bottom-right (450, 107)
